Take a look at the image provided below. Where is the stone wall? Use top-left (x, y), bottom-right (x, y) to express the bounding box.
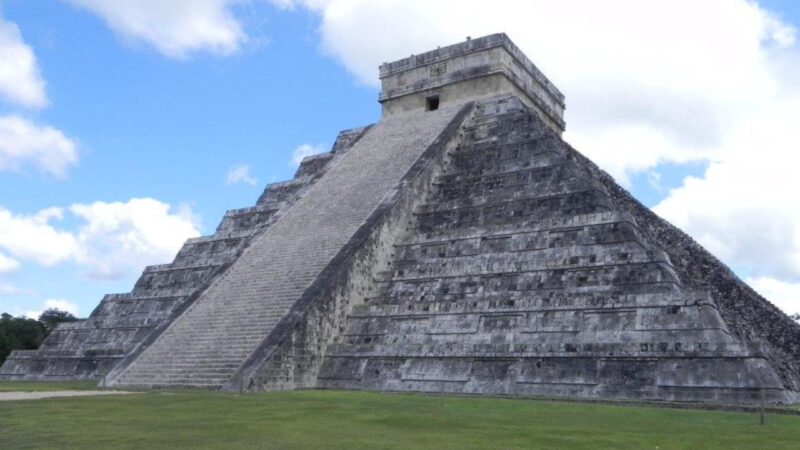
top-left (315, 95), bottom-right (795, 404)
top-left (567, 144), bottom-right (800, 394)
top-left (379, 33), bottom-right (565, 134)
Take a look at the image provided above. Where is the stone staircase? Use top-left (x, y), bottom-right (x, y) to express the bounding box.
top-left (111, 104), bottom-right (469, 389)
top-left (0, 127), bottom-right (362, 381)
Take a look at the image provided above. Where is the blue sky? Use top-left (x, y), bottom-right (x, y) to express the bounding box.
top-left (1, 0), bottom-right (800, 318)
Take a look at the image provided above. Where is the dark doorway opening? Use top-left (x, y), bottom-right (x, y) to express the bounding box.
top-left (426, 95), bottom-right (440, 111)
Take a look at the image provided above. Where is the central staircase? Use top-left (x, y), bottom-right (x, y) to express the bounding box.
top-left (111, 104), bottom-right (468, 389)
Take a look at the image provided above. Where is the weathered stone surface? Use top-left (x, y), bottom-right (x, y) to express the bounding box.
top-left (107, 103), bottom-right (469, 389)
top-left (316, 96), bottom-right (796, 404)
top-left (4, 33), bottom-right (798, 405)
top-left (379, 34), bottom-right (565, 134)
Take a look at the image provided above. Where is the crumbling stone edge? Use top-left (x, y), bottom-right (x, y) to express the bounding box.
top-left (562, 141), bottom-right (800, 398)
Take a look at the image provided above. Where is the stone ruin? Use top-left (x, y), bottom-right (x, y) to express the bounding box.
top-left (3, 33), bottom-right (799, 405)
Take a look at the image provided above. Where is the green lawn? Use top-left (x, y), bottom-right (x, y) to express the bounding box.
top-left (1, 387), bottom-right (799, 449)
top-left (0, 380), bottom-right (101, 392)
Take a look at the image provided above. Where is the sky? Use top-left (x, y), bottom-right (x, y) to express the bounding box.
top-left (0, 0), bottom-right (799, 320)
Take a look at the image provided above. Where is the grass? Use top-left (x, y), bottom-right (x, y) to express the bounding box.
top-left (0, 380), bottom-right (101, 392)
top-left (1, 387), bottom-right (799, 449)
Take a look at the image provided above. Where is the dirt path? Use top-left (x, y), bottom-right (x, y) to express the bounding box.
top-left (0, 390), bottom-right (139, 402)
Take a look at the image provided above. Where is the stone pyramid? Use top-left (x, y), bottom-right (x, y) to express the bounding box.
top-left (3, 34), bottom-right (798, 405)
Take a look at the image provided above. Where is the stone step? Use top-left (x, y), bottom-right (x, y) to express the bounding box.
top-left (138, 343), bottom-right (259, 353)
top-left (158, 329), bottom-right (272, 337)
top-left (138, 349), bottom-right (256, 359)
top-left (112, 102), bottom-right (468, 389)
top-left (124, 366), bottom-right (238, 376)
top-left (420, 179), bottom-right (606, 212)
top-left (323, 339), bottom-right (749, 359)
top-left (120, 377), bottom-right (229, 386)
top-left (124, 371), bottom-right (236, 381)
top-left (138, 345), bottom-right (256, 354)
top-left (132, 359), bottom-right (247, 367)
top-left (139, 358), bottom-right (239, 369)
top-left (181, 310), bottom-right (285, 319)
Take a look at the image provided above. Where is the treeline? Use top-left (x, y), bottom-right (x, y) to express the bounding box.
top-left (0, 309), bottom-right (80, 366)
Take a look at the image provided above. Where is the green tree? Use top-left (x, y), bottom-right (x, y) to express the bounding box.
top-left (791, 313), bottom-right (800, 323)
top-left (0, 313), bottom-right (47, 366)
top-left (38, 308), bottom-right (79, 333)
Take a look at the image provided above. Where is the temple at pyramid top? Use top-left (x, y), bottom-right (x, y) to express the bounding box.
top-left (379, 33), bottom-right (566, 134)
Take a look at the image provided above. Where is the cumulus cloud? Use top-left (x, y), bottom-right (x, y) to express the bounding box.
top-left (66, 0), bottom-right (247, 58)
top-left (225, 163), bottom-right (258, 186)
top-left (653, 91), bottom-right (800, 281)
top-left (747, 276), bottom-right (800, 316)
top-left (0, 282), bottom-right (34, 298)
top-left (70, 199), bottom-right (201, 279)
top-left (0, 199), bottom-right (201, 280)
top-left (0, 206), bottom-right (78, 266)
top-left (278, 0), bottom-right (793, 180)
top-left (24, 298), bottom-right (80, 320)
top-left (0, 115), bottom-right (78, 177)
top-left (0, 16), bottom-right (78, 177)
top-left (272, 0), bottom-right (800, 316)
top-left (289, 143), bottom-right (326, 167)
top-left (0, 251), bottom-right (20, 273)
top-left (0, 14), bottom-right (48, 108)
top-left (0, 282), bottom-right (20, 295)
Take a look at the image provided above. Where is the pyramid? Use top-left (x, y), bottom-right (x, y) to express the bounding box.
top-left (3, 34), bottom-right (798, 405)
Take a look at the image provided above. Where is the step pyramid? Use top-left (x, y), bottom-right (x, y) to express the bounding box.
top-left (3, 33), bottom-right (798, 405)
top-left (316, 97), bottom-right (793, 403)
top-left (0, 126), bottom-right (366, 381)
top-left (108, 103), bottom-right (470, 389)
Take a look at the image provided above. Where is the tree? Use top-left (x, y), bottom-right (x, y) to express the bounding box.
top-left (38, 308), bottom-right (79, 333)
top-left (0, 313), bottom-right (47, 366)
top-left (0, 308), bottom-right (80, 366)
top-left (791, 313), bottom-right (800, 323)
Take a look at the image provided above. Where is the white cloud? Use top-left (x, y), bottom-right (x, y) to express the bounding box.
top-left (0, 14), bottom-right (48, 108)
top-left (225, 163), bottom-right (258, 186)
top-left (747, 276), bottom-right (800, 316)
top-left (0, 206), bottom-right (78, 266)
top-left (66, 0), bottom-right (247, 59)
top-left (0, 282), bottom-right (33, 297)
top-left (69, 198), bottom-right (201, 279)
top-left (0, 15), bottom-right (78, 178)
top-left (0, 282), bottom-right (19, 295)
top-left (0, 115), bottom-right (78, 177)
top-left (42, 298), bottom-right (79, 316)
top-left (653, 93), bottom-right (800, 283)
top-left (289, 143), bottom-right (325, 167)
top-left (0, 252), bottom-right (21, 273)
top-left (268, 0), bottom-right (299, 10)
top-left (24, 298), bottom-right (80, 320)
top-left (282, 0), bottom-right (794, 180)
top-left (0, 199), bottom-right (201, 280)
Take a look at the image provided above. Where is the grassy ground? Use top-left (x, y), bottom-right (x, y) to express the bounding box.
top-left (0, 380), bottom-right (101, 392)
top-left (1, 387), bottom-right (799, 449)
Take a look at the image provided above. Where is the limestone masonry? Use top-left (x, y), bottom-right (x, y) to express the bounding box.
top-left (3, 34), bottom-right (799, 405)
